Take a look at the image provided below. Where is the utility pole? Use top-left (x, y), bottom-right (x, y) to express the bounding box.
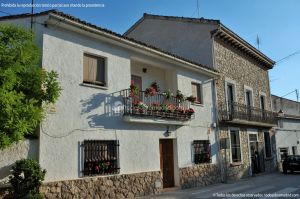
top-left (296, 89), bottom-right (299, 102)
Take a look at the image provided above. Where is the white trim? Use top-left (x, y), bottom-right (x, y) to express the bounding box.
top-left (191, 82), bottom-right (204, 105)
top-left (244, 85), bottom-right (254, 107)
top-left (228, 127), bottom-right (242, 163)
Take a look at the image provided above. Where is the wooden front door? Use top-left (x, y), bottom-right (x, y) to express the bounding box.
top-left (159, 139), bottom-right (174, 188)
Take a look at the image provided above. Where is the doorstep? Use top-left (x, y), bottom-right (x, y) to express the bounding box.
top-left (161, 186), bottom-right (181, 193)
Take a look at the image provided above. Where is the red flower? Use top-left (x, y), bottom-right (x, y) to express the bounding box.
top-left (106, 162), bottom-right (111, 166)
top-left (95, 166), bottom-right (99, 171)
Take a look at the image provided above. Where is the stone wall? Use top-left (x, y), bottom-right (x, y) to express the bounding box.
top-left (40, 171), bottom-right (162, 199)
top-left (219, 127), bottom-right (251, 182)
top-left (214, 38), bottom-right (272, 110)
top-left (179, 164), bottom-right (221, 189)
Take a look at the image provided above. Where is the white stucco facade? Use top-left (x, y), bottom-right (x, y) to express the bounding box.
top-left (0, 13), bottom-right (219, 184)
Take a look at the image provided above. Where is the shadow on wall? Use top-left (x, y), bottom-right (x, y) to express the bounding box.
top-left (0, 139), bottom-right (38, 185)
top-left (80, 91), bottom-right (177, 132)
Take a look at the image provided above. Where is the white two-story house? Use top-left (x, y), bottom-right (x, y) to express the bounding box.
top-left (0, 10), bottom-right (220, 198)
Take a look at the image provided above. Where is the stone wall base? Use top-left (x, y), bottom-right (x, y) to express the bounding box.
top-left (179, 164), bottom-right (221, 189)
top-left (40, 171), bottom-right (162, 199)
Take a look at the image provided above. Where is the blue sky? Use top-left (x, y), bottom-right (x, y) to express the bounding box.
top-left (1, 0), bottom-right (300, 101)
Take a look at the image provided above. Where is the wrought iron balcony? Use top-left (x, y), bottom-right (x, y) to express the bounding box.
top-left (121, 89), bottom-right (195, 123)
top-left (218, 102), bottom-right (277, 126)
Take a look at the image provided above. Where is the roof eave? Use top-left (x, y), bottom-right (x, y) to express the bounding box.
top-left (213, 25), bottom-right (275, 69)
top-left (47, 13), bottom-right (219, 77)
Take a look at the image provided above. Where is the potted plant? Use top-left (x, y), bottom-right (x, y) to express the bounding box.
top-left (130, 81), bottom-right (139, 96)
top-left (186, 95), bottom-right (196, 103)
top-left (145, 87), bottom-right (157, 96)
top-left (176, 90), bottom-right (185, 102)
top-left (162, 89), bottom-right (172, 100)
top-left (150, 81), bottom-right (160, 92)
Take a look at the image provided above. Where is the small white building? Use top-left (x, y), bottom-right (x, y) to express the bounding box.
top-left (0, 10), bottom-right (220, 198)
top-left (272, 95), bottom-right (300, 162)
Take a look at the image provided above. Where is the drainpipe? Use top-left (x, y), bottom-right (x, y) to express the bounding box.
top-left (212, 78), bottom-right (226, 183)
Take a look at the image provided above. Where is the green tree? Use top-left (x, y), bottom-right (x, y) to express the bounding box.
top-left (0, 24), bottom-right (61, 149)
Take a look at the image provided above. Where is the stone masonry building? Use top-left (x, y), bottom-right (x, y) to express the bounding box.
top-left (125, 14), bottom-right (277, 182)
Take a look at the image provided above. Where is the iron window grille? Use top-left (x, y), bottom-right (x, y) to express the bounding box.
top-left (82, 140), bottom-right (120, 176)
top-left (193, 140), bottom-right (211, 164)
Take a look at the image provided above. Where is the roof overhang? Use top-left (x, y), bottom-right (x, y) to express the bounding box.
top-left (212, 25), bottom-right (275, 69)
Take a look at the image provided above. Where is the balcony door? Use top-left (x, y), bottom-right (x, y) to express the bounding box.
top-left (260, 95), bottom-right (266, 120)
top-left (245, 90), bottom-right (253, 119)
top-left (131, 75), bottom-right (142, 91)
top-left (227, 84), bottom-right (235, 117)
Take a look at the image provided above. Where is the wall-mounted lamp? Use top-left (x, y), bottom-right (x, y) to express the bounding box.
top-left (142, 68), bottom-right (147, 73)
top-left (164, 126), bottom-right (171, 137)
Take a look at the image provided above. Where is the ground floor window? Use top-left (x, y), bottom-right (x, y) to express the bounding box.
top-left (230, 130), bottom-right (241, 162)
top-left (193, 140), bottom-right (211, 164)
top-left (264, 132), bottom-right (272, 158)
top-left (279, 147), bottom-right (289, 161)
top-left (82, 140), bottom-right (120, 176)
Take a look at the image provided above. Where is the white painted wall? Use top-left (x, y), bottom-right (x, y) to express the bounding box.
top-left (126, 18), bottom-right (217, 68)
top-left (2, 14), bottom-right (218, 182)
top-left (276, 119), bottom-right (300, 160)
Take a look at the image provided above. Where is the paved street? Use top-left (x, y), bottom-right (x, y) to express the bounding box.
top-left (143, 172), bottom-right (300, 199)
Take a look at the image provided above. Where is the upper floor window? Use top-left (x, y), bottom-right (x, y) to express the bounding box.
top-left (260, 95), bottom-right (266, 110)
top-left (245, 90), bottom-right (253, 107)
top-left (191, 83), bottom-right (202, 104)
top-left (227, 84), bottom-right (235, 103)
top-left (83, 53), bottom-right (106, 86)
top-left (230, 130), bottom-right (241, 163)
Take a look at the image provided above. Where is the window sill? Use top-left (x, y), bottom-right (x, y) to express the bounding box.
top-left (80, 83), bottom-right (108, 90)
top-left (230, 162), bottom-right (242, 167)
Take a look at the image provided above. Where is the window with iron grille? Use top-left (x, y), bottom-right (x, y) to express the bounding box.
top-left (82, 140), bottom-right (119, 176)
top-left (193, 140), bottom-right (211, 164)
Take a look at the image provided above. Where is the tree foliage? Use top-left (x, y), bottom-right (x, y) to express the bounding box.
top-left (10, 158), bottom-right (46, 198)
top-left (0, 24), bottom-right (61, 149)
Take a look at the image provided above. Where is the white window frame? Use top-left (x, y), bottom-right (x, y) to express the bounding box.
top-left (82, 52), bottom-right (108, 88)
top-left (191, 81), bottom-right (203, 105)
top-left (225, 78), bottom-right (237, 103)
top-left (228, 127), bottom-right (242, 163)
top-left (244, 85), bottom-right (254, 107)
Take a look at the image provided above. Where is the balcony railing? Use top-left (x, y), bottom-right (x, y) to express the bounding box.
top-left (121, 89), bottom-right (195, 121)
top-left (219, 102), bottom-right (277, 125)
